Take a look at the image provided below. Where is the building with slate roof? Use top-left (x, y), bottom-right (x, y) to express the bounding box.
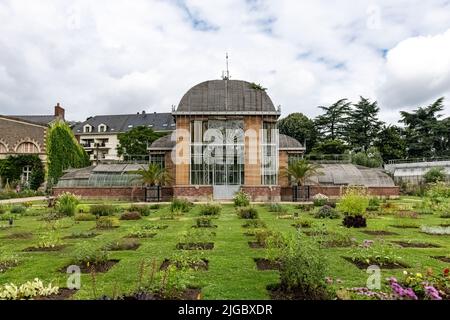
top-left (73, 111), bottom-right (175, 163)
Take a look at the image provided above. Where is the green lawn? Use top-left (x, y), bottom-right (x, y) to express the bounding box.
top-left (0, 199), bottom-right (449, 300)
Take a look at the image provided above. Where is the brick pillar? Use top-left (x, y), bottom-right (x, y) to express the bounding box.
top-left (244, 116), bottom-right (262, 186)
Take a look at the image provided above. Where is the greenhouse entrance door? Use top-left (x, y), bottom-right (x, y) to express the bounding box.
top-left (212, 147), bottom-right (243, 201)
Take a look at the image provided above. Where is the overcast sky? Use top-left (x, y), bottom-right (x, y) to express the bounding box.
top-left (1, 0), bottom-right (450, 123)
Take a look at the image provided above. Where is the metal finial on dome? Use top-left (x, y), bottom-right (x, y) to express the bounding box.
top-left (221, 53), bottom-right (230, 80)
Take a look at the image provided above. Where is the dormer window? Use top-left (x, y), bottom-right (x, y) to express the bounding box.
top-left (83, 124), bottom-right (93, 133)
top-left (98, 124), bottom-right (107, 133)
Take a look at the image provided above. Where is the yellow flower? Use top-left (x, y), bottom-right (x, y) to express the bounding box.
top-left (416, 273), bottom-right (422, 278)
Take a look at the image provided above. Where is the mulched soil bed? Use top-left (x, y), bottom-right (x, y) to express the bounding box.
top-left (267, 283), bottom-right (329, 300)
top-left (343, 257), bottom-right (409, 269)
top-left (440, 224), bottom-right (450, 227)
top-left (292, 224), bottom-right (311, 229)
top-left (176, 243), bottom-right (214, 250)
top-left (0, 261), bottom-right (19, 273)
top-left (390, 225), bottom-right (419, 229)
top-left (23, 245), bottom-right (68, 252)
top-left (248, 241), bottom-right (266, 249)
top-left (36, 289), bottom-right (78, 300)
top-left (392, 241), bottom-right (441, 248)
top-left (61, 260), bottom-right (120, 274)
top-left (63, 234), bottom-right (98, 240)
top-left (433, 256), bottom-right (450, 263)
top-left (192, 225), bottom-right (218, 229)
top-left (116, 288), bottom-right (201, 300)
top-left (124, 233), bottom-right (156, 239)
top-left (362, 230), bottom-right (399, 236)
top-left (160, 259), bottom-right (209, 271)
top-left (2, 232), bottom-right (33, 239)
top-left (254, 258), bottom-right (281, 271)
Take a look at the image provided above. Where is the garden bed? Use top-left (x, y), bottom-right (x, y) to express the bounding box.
top-left (0, 260), bottom-right (19, 273)
top-left (176, 243), bottom-right (214, 250)
top-left (116, 288), bottom-right (201, 300)
top-left (433, 256), bottom-right (450, 263)
top-left (35, 289), bottom-right (78, 300)
top-left (362, 230), bottom-right (398, 236)
top-left (160, 259), bottom-right (209, 271)
top-left (2, 232), bottom-right (33, 239)
top-left (124, 233), bottom-right (156, 239)
top-left (267, 283), bottom-right (329, 300)
top-left (61, 260), bottom-right (120, 274)
top-left (342, 257), bottom-right (409, 269)
top-left (392, 241), bottom-right (441, 248)
top-left (23, 245), bottom-right (68, 252)
top-left (254, 258), bottom-right (281, 271)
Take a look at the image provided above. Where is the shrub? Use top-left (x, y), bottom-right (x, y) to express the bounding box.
top-left (104, 239), bottom-right (140, 251)
top-left (55, 192), bottom-right (79, 216)
top-left (292, 218), bottom-right (313, 229)
top-left (0, 252), bottom-right (20, 273)
top-left (314, 205), bottom-right (340, 219)
top-left (368, 197), bottom-right (381, 207)
top-left (170, 198), bottom-right (193, 213)
top-left (35, 232), bottom-right (63, 249)
top-left (68, 231), bottom-right (97, 238)
top-left (199, 203), bottom-right (222, 216)
top-left (10, 205), bottom-right (26, 214)
top-left (195, 217), bottom-right (214, 228)
top-left (126, 226), bottom-right (156, 238)
top-left (268, 203), bottom-right (287, 214)
top-left (90, 204), bottom-right (115, 217)
top-left (343, 215), bottom-right (367, 228)
top-left (129, 205), bottom-right (152, 217)
top-left (22, 201), bottom-right (33, 208)
top-left (242, 219), bottom-right (266, 228)
top-left (0, 278), bottom-right (59, 300)
top-left (72, 243), bottom-right (109, 265)
top-left (337, 188), bottom-right (369, 216)
top-left (349, 239), bottom-right (403, 267)
top-left (120, 211), bottom-right (142, 220)
top-left (297, 203), bottom-right (314, 212)
top-left (424, 167), bottom-right (446, 184)
top-left (269, 233), bottom-right (331, 299)
top-left (74, 213), bottom-right (97, 221)
top-left (0, 205), bottom-right (6, 214)
top-left (254, 229), bottom-right (282, 247)
top-left (313, 194), bottom-right (328, 207)
top-left (96, 216), bottom-right (120, 229)
top-left (237, 207), bottom-right (258, 219)
top-left (179, 229), bottom-right (215, 244)
top-left (366, 206), bottom-right (379, 212)
top-left (233, 191), bottom-right (250, 207)
top-left (76, 204), bottom-right (90, 213)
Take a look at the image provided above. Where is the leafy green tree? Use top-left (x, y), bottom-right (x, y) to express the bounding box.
top-left (117, 126), bottom-right (163, 159)
top-left (47, 120), bottom-right (90, 184)
top-left (278, 113), bottom-right (318, 153)
top-left (310, 139), bottom-right (349, 155)
top-left (347, 97), bottom-right (383, 151)
top-left (284, 159), bottom-right (322, 186)
top-left (315, 99), bottom-right (351, 141)
top-left (351, 147), bottom-right (383, 168)
top-left (400, 97), bottom-right (447, 158)
top-left (423, 167), bottom-right (447, 184)
top-left (375, 125), bottom-right (407, 162)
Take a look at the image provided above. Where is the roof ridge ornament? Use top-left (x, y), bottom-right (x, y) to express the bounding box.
top-left (221, 53), bottom-right (230, 80)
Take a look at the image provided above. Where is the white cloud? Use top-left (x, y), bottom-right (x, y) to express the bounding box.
top-left (378, 29), bottom-right (450, 111)
top-left (0, 0), bottom-right (449, 124)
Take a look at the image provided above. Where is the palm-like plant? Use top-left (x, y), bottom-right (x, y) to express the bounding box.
top-left (132, 163), bottom-right (172, 186)
top-left (285, 159), bottom-right (322, 186)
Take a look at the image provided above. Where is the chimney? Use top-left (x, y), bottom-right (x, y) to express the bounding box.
top-left (54, 103), bottom-right (65, 120)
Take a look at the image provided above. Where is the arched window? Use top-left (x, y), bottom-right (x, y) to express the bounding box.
top-left (0, 142), bottom-right (7, 153)
top-left (16, 142), bottom-right (39, 154)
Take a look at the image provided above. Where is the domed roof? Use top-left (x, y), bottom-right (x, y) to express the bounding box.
top-left (174, 80), bottom-right (279, 115)
top-left (308, 164), bottom-right (395, 187)
top-left (279, 134), bottom-right (305, 151)
top-left (149, 134), bottom-right (175, 150)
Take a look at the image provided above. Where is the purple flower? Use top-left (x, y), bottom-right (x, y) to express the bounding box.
top-left (424, 286), bottom-right (442, 300)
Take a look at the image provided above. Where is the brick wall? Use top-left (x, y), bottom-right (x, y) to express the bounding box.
top-left (241, 186), bottom-right (281, 202)
top-left (173, 186), bottom-right (213, 202)
top-left (281, 185), bottom-right (400, 201)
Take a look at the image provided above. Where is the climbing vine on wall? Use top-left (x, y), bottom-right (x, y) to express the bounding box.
top-left (46, 120), bottom-right (90, 184)
top-left (0, 155), bottom-right (45, 190)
